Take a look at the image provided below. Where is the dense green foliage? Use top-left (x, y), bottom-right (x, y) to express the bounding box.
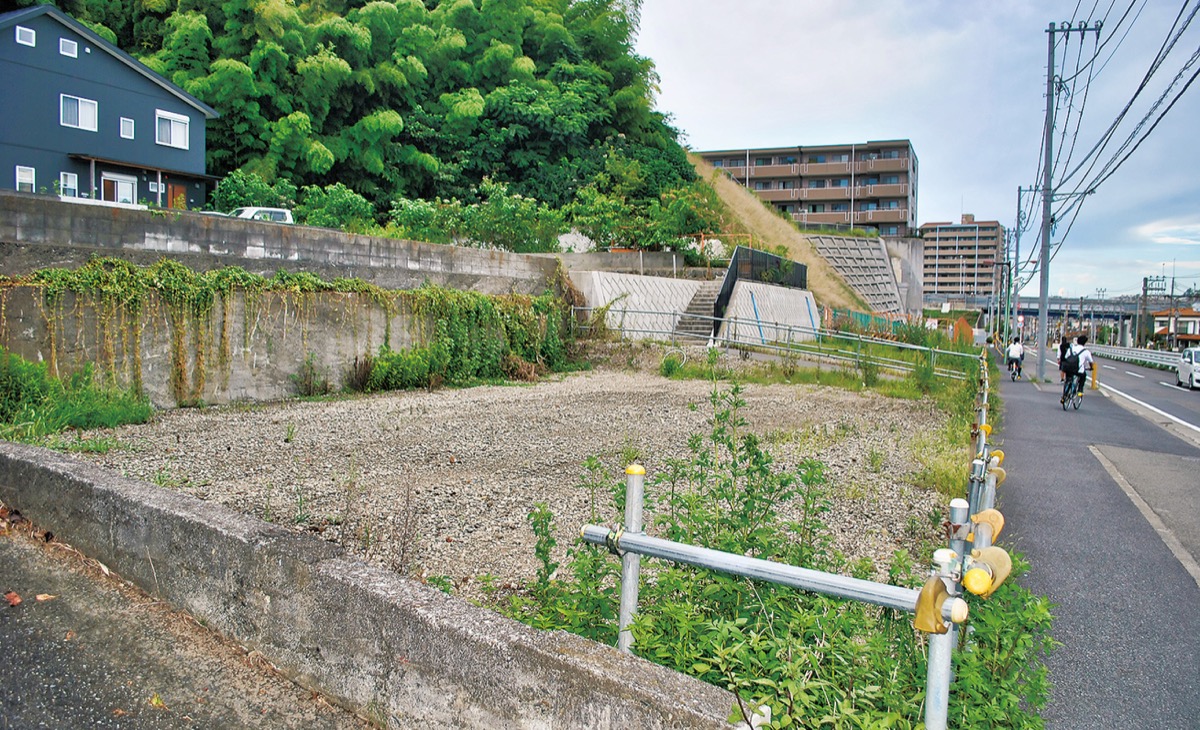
top-left (31, 0), bottom-right (711, 248)
top-left (508, 382), bottom-right (1053, 728)
top-left (0, 350), bottom-right (152, 442)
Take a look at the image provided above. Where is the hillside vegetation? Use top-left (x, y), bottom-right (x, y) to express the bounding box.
top-left (691, 155), bottom-right (867, 310)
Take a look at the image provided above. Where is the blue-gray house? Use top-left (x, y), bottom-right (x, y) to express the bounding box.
top-left (0, 5), bottom-right (218, 208)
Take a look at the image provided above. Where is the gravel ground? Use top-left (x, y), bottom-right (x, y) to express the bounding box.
top-left (75, 346), bottom-right (950, 605)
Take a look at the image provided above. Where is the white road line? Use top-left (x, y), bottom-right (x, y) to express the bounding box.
top-left (1090, 446), bottom-right (1200, 591)
top-left (1102, 364), bottom-right (1117, 370)
top-left (1099, 382), bottom-right (1200, 434)
top-left (1160, 382), bottom-right (1190, 392)
top-left (1126, 371), bottom-right (1145, 379)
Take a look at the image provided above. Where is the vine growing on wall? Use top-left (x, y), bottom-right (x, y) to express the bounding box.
top-left (2, 257), bottom-right (572, 406)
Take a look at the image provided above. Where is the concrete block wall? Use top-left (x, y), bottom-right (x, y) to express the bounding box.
top-left (0, 190), bottom-right (556, 295)
top-left (718, 281), bottom-right (819, 345)
top-left (0, 442), bottom-right (734, 728)
top-left (807, 236), bottom-right (904, 314)
top-left (570, 271), bottom-right (701, 339)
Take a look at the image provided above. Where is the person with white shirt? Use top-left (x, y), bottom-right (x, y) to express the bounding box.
top-left (1004, 337), bottom-right (1025, 379)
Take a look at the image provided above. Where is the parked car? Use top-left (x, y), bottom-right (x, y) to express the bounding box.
top-left (1177, 347), bottom-right (1200, 389)
top-left (229, 207), bottom-right (293, 224)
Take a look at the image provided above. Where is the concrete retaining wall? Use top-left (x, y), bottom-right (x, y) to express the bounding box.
top-left (718, 281), bottom-right (819, 345)
top-left (0, 286), bottom-right (404, 408)
top-left (569, 271), bottom-right (701, 338)
top-left (0, 190), bottom-right (556, 295)
top-left (0, 442), bottom-right (734, 728)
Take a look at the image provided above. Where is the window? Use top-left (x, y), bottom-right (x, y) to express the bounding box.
top-left (148, 181), bottom-right (159, 193)
top-left (712, 159), bottom-right (724, 168)
top-left (807, 179), bottom-right (826, 189)
top-left (61, 95), bottom-right (98, 131)
top-left (832, 154), bottom-right (849, 163)
top-left (754, 157), bottom-right (770, 166)
top-left (100, 172), bottom-right (136, 204)
top-left (832, 178), bottom-right (849, 188)
top-left (883, 226), bottom-right (900, 236)
top-left (860, 176), bottom-right (879, 186)
top-left (809, 154), bottom-right (826, 163)
top-left (16, 166), bottom-right (35, 192)
top-left (753, 181), bottom-right (770, 190)
top-left (15, 26), bottom-right (35, 46)
top-left (60, 38), bottom-right (78, 57)
top-left (860, 202), bottom-right (878, 211)
top-left (881, 150), bottom-right (902, 159)
top-left (883, 175), bottom-right (900, 185)
top-left (779, 156), bottom-right (797, 164)
top-left (728, 158), bottom-right (744, 167)
top-left (59, 172), bottom-right (78, 197)
top-left (883, 200), bottom-right (899, 209)
top-left (780, 180), bottom-right (795, 189)
top-left (809, 204), bottom-right (825, 213)
top-left (155, 110), bottom-right (189, 149)
top-left (831, 203), bottom-right (849, 212)
top-left (120, 117), bottom-right (135, 139)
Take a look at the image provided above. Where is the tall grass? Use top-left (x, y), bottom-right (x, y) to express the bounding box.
top-left (0, 349), bottom-right (153, 442)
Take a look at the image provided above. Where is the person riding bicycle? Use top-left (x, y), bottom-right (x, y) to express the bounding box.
top-left (1005, 337), bottom-right (1024, 379)
top-left (1057, 335), bottom-right (1071, 382)
top-left (1061, 335), bottom-right (1095, 403)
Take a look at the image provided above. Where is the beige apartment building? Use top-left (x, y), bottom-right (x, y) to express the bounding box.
top-left (695, 140), bottom-right (919, 237)
top-left (919, 214), bottom-right (1007, 299)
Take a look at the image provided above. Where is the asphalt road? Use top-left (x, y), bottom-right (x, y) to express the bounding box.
top-left (0, 520), bottom-right (367, 730)
top-left (996, 350), bottom-right (1200, 729)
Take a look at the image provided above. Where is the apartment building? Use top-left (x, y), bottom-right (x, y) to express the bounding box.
top-left (695, 140), bottom-right (918, 237)
top-left (919, 214), bottom-right (1007, 299)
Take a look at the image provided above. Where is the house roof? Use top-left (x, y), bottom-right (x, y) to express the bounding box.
top-left (0, 5), bottom-right (218, 120)
top-left (1151, 307), bottom-right (1200, 317)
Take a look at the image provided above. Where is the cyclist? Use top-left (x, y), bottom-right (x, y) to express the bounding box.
top-left (1061, 335), bottom-right (1095, 404)
top-left (1005, 337), bottom-right (1024, 379)
top-left (1057, 335), bottom-right (1071, 383)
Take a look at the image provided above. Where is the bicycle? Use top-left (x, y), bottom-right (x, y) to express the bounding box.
top-left (1061, 374), bottom-right (1083, 410)
top-left (1008, 358), bottom-right (1022, 381)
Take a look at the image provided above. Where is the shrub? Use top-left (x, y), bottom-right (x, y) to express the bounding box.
top-left (295, 182), bottom-right (376, 231)
top-left (209, 169), bottom-right (296, 213)
top-left (290, 353), bottom-right (332, 397)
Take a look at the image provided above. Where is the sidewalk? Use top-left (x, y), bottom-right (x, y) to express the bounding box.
top-left (992, 368), bottom-right (1200, 729)
top-left (0, 519), bottom-right (368, 729)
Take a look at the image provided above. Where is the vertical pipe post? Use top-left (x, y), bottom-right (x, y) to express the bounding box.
top-left (967, 458), bottom-right (986, 519)
top-left (980, 470), bottom-right (997, 513)
top-left (925, 547), bottom-right (958, 730)
top-left (617, 464), bottom-right (646, 654)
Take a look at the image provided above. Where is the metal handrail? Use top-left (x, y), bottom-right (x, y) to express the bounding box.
top-left (1092, 345), bottom-right (1181, 369)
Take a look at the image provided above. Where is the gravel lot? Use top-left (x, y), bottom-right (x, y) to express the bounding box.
top-left (77, 347), bottom-right (950, 604)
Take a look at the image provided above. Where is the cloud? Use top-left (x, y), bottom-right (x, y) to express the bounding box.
top-left (1134, 219), bottom-right (1200, 247)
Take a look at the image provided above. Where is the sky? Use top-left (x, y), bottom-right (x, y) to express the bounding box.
top-left (632, 0), bottom-right (1200, 301)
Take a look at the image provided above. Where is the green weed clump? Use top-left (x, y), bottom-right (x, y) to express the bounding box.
top-left (0, 349), bottom-right (152, 442)
top-left (507, 382), bottom-right (1052, 729)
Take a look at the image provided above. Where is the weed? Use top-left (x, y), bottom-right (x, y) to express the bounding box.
top-left (152, 466), bottom-right (184, 489)
top-left (659, 352), bottom-right (684, 377)
top-left (48, 433), bottom-right (125, 454)
top-left (867, 448), bottom-right (885, 473)
top-left (291, 353), bottom-right (332, 397)
top-left (284, 423), bottom-right (296, 443)
top-left (293, 485), bottom-right (310, 524)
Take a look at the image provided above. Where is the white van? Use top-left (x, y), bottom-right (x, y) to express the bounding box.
top-left (1177, 347), bottom-right (1200, 389)
top-left (229, 207), bottom-right (294, 224)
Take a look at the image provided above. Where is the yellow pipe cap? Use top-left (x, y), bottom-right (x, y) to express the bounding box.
top-left (626, 464), bottom-right (646, 475)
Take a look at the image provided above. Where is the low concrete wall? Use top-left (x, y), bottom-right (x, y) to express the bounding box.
top-left (718, 281), bottom-right (819, 345)
top-left (569, 271), bottom-right (701, 338)
top-left (0, 442), bottom-right (734, 728)
top-left (0, 190), bottom-right (556, 295)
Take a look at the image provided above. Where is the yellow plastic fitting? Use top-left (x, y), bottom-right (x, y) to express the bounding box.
top-left (990, 449), bottom-right (1005, 466)
top-left (626, 464), bottom-right (646, 475)
top-left (962, 546), bottom-right (1013, 598)
top-left (971, 509), bottom-right (1005, 540)
top-left (914, 577), bottom-right (951, 634)
top-left (989, 465), bottom-right (1007, 486)
top-left (980, 423), bottom-right (992, 436)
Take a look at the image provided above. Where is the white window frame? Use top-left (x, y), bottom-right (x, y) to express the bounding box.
top-left (16, 166), bottom-right (35, 192)
top-left (120, 117), bottom-right (135, 139)
top-left (155, 109), bottom-right (189, 150)
top-left (59, 38), bottom-right (78, 57)
top-left (60, 94), bottom-right (98, 132)
top-left (15, 26), bottom-right (35, 47)
top-left (59, 172), bottom-right (78, 197)
top-left (100, 172), bottom-right (137, 204)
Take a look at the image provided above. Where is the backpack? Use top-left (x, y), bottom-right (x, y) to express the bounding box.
top-left (1062, 347), bottom-right (1081, 375)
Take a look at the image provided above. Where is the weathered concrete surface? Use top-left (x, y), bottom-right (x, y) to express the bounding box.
top-left (0, 442), bottom-right (735, 729)
top-left (718, 280), bottom-right (819, 344)
top-left (0, 190), bottom-right (556, 295)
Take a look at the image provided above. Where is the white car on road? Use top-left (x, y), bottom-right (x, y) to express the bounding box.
top-left (1177, 347), bottom-right (1200, 389)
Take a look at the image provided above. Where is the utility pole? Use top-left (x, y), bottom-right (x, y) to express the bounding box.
top-left (1036, 20), bottom-right (1102, 379)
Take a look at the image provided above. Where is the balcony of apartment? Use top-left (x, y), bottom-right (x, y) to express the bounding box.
top-left (853, 182), bottom-right (909, 198)
top-left (851, 157), bottom-right (910, 174)
top-left (789, 209), bottom-right (911, 227)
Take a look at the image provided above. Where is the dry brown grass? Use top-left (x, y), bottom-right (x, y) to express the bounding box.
top-left (690, 153), bottom-right (867, 311)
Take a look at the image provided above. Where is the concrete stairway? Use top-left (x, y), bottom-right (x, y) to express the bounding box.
top-left (673, 279), bottom-right (725, 342)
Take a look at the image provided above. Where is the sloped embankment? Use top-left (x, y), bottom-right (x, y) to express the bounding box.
top-left (690, 153), bottom-right (868, 311)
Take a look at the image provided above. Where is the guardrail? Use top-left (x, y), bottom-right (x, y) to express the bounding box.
top-left (1091, 345), bottom-right (1181, 370)
top-left (575, 306), bottom-right (977, 380)
top-left (580, 351), bottom-right (1019, 729)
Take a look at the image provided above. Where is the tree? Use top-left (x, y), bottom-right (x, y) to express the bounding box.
top-left (209, 169), bottom-right (297, 212)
